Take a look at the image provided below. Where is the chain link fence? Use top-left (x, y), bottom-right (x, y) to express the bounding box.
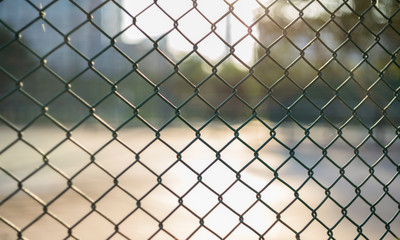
top-left (1, 0), bottom-right (400, 239)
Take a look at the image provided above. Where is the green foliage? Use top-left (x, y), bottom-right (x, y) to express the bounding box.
top-left (251, 0), bottom-right (400, 125)
top-left (1, 1), bottom-right (399, 126)
top-left (0, 28), bottom-right (40, 124)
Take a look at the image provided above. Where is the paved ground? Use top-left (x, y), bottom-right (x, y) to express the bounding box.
top-left (0, 123), bottom-right (399, 239)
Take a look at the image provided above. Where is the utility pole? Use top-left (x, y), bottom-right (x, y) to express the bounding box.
top-left (226, 13), bottom-right (231, 46)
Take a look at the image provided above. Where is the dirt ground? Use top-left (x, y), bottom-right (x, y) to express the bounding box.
top-left (1, 122), bottom-right (399, 239)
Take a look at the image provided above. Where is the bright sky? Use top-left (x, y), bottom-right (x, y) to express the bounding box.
top-left (121, 0), bottom-right (261, 65)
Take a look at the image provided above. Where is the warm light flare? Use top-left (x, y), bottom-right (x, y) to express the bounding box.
top-left (121, 0), bottom-right (260, 64)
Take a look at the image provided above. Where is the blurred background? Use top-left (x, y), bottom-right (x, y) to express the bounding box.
top-left (1, 0), bottom-right (400, 239)
top-left (1, 0), bottom-right (399, 128)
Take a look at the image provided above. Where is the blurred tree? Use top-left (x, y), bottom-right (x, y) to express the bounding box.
top-left (253, 0), bottom-right (400, 125)
top-left (0, 27), bottom-right (39, 124)
top-left (0, 27), bottom-right (37, 92)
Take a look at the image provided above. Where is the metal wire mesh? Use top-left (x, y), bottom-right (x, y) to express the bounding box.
top-left (1, 0), bottom-right (400, 239)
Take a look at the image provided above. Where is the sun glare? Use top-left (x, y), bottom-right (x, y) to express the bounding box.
top-left (121, 0), bottom-right (260, 64)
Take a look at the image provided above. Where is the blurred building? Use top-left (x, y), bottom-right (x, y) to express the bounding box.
top-left (0, 0), bottom-right (171, 125)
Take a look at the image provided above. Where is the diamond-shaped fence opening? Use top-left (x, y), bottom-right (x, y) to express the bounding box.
top-left (1, 0), bottom-right (400, 239)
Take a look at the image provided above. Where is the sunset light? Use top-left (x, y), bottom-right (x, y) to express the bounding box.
top-left (121, 0), bottom-right (260, 64)
top-left (1, 0), bottom-right (399, 239)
